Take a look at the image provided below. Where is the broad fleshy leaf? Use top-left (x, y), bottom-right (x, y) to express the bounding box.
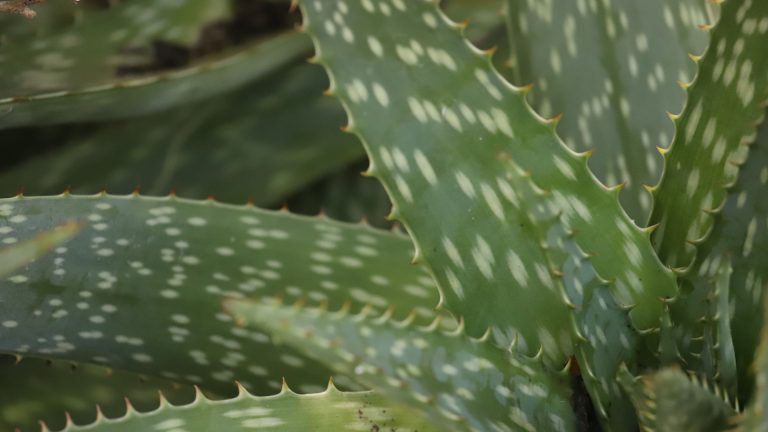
top-left (0, 194), bottom-right (440, 396)
top-left (648, 0), bottom-right (768, 396)
top-left (0, 0), bottom-right (309, 129)
top-left (660, 253), bottom-right (738, 397)
top-left (0, 64), bottom-right (361, 206)
top-left (619, 367), bottom-right (735, 432)
top-left (505, 0), bottom-right (709, 221)
top-left (0, 355), bottom-right (199, 432)
top-left (649, 0), bottom-right (768, 271)
top-left (228, 299), bottom-right (577, 432)
top-left (59, 385), bottom-right (436, 432)
top-left (296, 0), bottom-right (677, 365)
top-left (720, 117), bottom-right (768, 401)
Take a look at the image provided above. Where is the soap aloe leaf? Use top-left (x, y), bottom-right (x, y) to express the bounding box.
top-left (504, 0), bottom-right (710, 221)
top-left (296, 0), bottom-right (677, 365)
top-left (0, 63), bottom-right (361, 206)
top-left (619, 366), bottom-right (735, 432)
top-left (0, 355), bottom-right (199, 432)
top-left (228, 299), bottom-right (578, 432)
top-left (0, 194), bottom-right (440, 396)
top-left (58, 385), bottom-right (437, 432)
top-left (649, 0), bottom-right (768, 271)
top-left (0, 0), bottom-right (310, 129)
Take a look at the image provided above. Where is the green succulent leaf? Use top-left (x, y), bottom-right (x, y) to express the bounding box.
top-left (736, 301), bottom-right (768, 431)
top-left (0, 219), bottom-right (80, 277)
top-left (228, 299), bottom-right (577, 432)
top-left (505, 0), bottom-right (710, 221)
top-left (619, 366), bottom-right (735, 432)
top-left (720, 117), bottom-right (768, 401)
top-left (0, 0), bottom-right (309, 129)
top-left (649, 0), bottom-right (768, 271)
top-left (296, 0), bottom-right (677, 364)
top-left (660, 253), bottom-right (738, 397)
top-left (0, 194), bottom-right (440, 396)
top-left (0, 63), bottom-right (361, 206)
top-left (0, 355), bottom-right (199, 432)
top-left (59, 385), bottom-right (436, 432)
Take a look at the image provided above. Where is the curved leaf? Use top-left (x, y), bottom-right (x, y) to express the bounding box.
top-left (60, 385), bottom-right (436, 432)
top-left (619, 366), bottom-right (735, 432)
top-left (0, 355), bottom-right (199, 432)
top-left (0, 194), bottom-right (440, 396)
top-left (0, 63), bottom-right (361, 206)
top-left (649, 0), bottom-right (768, 270)
top-left (736, 301), bottom-right (768, 431)
top-left (296, 0), bottom-right (676, 365)
top-left (228, 299), bottom-right (577, 432)
top-left (505, 0), bottom-right (709, 220)
top-left (0, 0), bottom-right (310, 129)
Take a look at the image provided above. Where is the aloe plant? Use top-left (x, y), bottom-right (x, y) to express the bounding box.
top-left (1, 0), bottom-right (768, 430)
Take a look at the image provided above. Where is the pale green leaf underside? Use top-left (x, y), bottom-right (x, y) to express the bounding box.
top-left (505, 0), bottom-right (709, 221)
top-left (297, 0), bottom-right (676, 363)
top-left (60, 387), bottom-right (436, 432)
top-left (619, 367), bottom-right (735, 432)
top-left (228, 300), bottom-right (577, 432)
top-left (0, 355), bottom-right (199, 432)
top-left (0, 1), bottom-right (310, 129)
top-left (650, 0), bottom-right (768, 270)
top-left (0, 195), bottom-right (439, 396)
top-left (0, 64), bottom-right (362, 206)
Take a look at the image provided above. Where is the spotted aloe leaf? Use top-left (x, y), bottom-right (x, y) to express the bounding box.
top-left (659, 252), bottom-right (738, 398)
top-left (295, 0), bottom-right (677, 364)
top-left (0, 0), bottom-right (310, 129)
top-left (59, 384), bottom-right (436, 432)
top-left (716, 118), bottom-right (768, 401)
top-left (504, 0), bottom-right (710, 221)
top-left (647, 0), bottom-right (768, 392)
top-left (0, 220), bottom-right (80, 277)
top-left (0, 194), bottom-right (440, 397)
top-left (0, 355), bottom-right (200, 432)
top-left (228, 299), bottom-right (577, 432)
top-left (618, 366), bottom-right (736, 432)
top-left (0, 64), bottom-right (361, 206)
top-left (649, 0), bottom-right (768, 271)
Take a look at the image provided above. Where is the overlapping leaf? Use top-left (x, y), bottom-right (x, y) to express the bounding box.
top-left (737, 301), bottom-right (768, 431)
top-left (296, 0), bottom-right (676, 366)
top-left (650, 0), bottom-right (768, 270)
top-left (59, 385), bottom-right (435, 432)
top-left (647, 0), bottom-right (768, 396)
top-left (694, 116), bottom-right (768, 401)
top-left (228, 299), bottom-right (577, 432)
top-left (0, 195), bottom-right (440, 397)
top-left (0, 64), bottom-right (361, 205)
top-left (619, 367), bottom-right (735, 432)
top-left (0, 355), bottom-right (199, 432)
top-left (505, 0), bottom-right (709, 220)
top-left (0, 0), bottom-right (310, 129)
